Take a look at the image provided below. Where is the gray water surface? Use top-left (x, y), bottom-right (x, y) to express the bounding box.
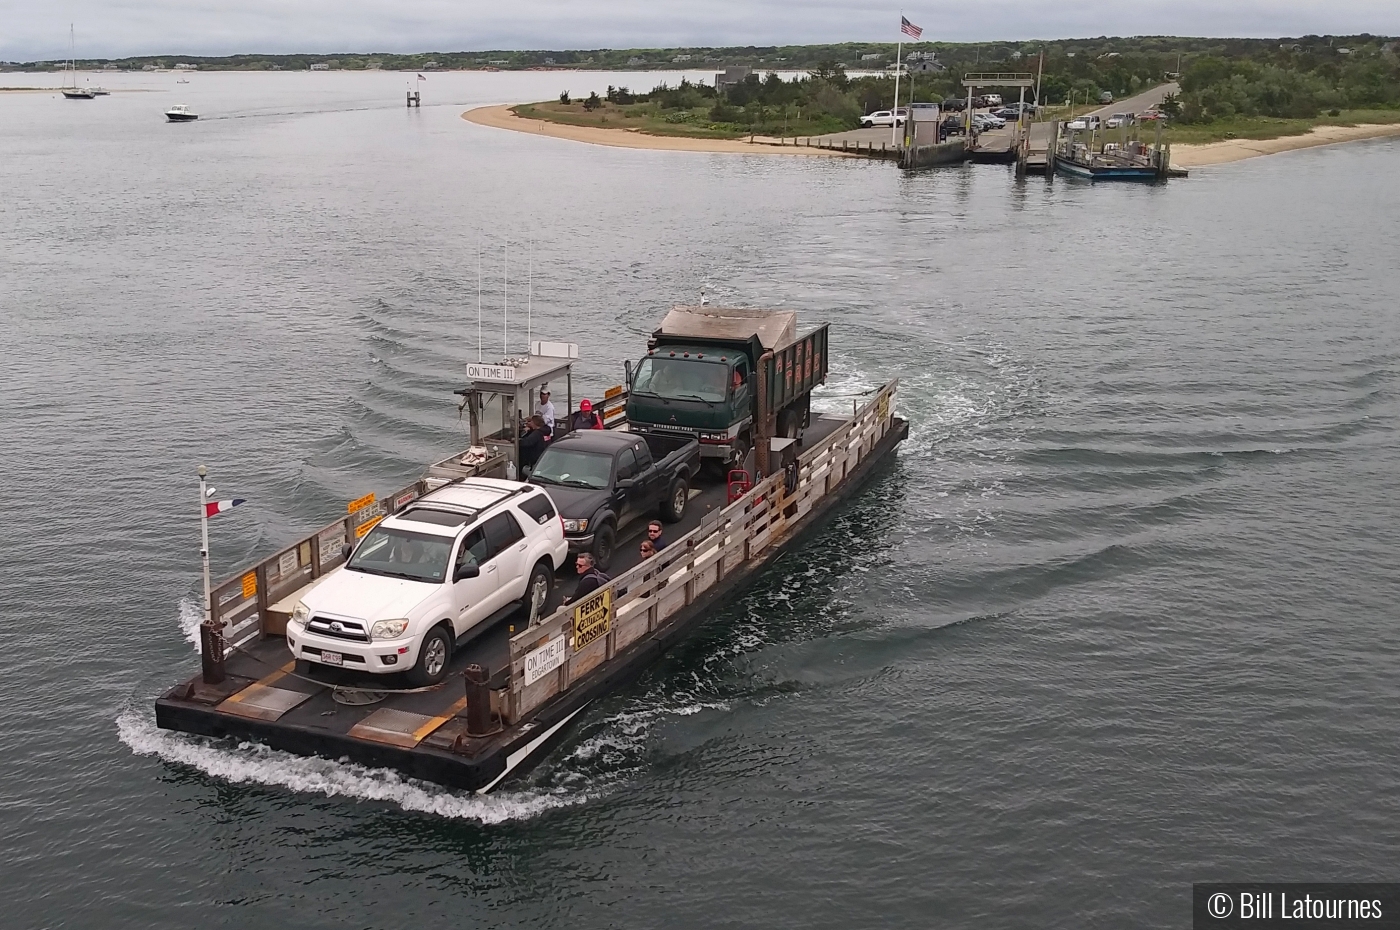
top-left (2, 71), bottom-right (1398, 929)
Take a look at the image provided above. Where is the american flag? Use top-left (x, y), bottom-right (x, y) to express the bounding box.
top-left (901, 16), bottom-right (923, 39)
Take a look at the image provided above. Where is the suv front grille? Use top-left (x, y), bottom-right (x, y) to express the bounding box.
top-left (306, 616), bottom-right (371, 642)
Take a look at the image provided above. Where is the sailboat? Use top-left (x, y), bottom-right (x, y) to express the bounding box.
top-left (60, 25), bottom-right (94, 99)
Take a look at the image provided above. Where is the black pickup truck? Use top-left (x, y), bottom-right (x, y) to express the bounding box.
top-left (527, 431), bottom-right (701, 569)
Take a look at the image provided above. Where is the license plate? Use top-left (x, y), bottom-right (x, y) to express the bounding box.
top-left (319, 651), bottom-right (343, 666)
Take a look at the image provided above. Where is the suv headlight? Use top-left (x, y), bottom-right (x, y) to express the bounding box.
top-left (563, 518), bottom-right (589, 533)
top-left (291, 602), bottom-right (309, 625)
top-left (371, 619), bottom-right (410, 640)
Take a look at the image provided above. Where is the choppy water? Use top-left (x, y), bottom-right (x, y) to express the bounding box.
top-left (3, 70), bottom-right (1399, 929)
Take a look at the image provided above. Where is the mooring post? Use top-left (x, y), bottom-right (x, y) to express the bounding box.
top-left (199, 617), bottom-right (225, 684)
top-left (464, 664), bottom-right (492, 735)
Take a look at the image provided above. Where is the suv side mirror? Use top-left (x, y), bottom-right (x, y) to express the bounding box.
top-left (454, 563), bottom-right (480, 581)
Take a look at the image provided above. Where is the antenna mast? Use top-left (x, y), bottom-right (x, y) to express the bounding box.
top-left (503, 237), bottom-right (509, 358)
top-left (476, 235), bottom-right (482, 362)
top-left (527, 232), bottom-right (533, 351)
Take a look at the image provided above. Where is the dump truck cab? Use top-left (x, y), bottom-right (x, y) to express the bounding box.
top-left (626, 306), bottom-right (829, 475)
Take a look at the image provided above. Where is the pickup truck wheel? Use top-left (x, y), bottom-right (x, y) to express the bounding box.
top-left (406, 626), bottom-right (452, 687)
top-left (661, 477), bottom-right (688, 523)
top-left (591, 522), bottom-right (616, 572)
top-left (524, 561), bottom-right (553, 627)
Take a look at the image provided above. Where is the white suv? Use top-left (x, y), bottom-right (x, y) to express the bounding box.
top-left (287, 478), bottom-right (568, 686)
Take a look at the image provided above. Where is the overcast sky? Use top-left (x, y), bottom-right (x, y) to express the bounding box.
top-left (8, 0), bottom-right (1400, 61)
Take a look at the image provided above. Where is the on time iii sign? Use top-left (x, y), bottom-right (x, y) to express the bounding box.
top-left (466, 363), bottom-right (516, 382)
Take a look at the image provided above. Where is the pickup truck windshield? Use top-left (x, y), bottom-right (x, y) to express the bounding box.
top-left (632, 357), bottom-right (728, 403)
top-left (530, 448), bottom-right (613, 489)
top-left (346, 526), bottom-right (452, 583)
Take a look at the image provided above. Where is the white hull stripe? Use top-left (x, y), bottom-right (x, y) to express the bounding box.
top-left (476, 704), bottom-right (589, 794)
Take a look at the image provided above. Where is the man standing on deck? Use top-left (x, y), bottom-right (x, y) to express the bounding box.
top-left (535, 389), bottom-right (555, 430)
top-left (564, 552), bottom-right (610, 604)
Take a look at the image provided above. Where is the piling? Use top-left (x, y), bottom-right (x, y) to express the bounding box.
top-left (464, 664), bottom-right (492, 735)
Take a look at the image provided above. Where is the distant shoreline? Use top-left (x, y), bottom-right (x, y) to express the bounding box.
top-left (1172, 123), bottom-right (1400, 167)
top-left (461, 104), bottom-right (856, 157)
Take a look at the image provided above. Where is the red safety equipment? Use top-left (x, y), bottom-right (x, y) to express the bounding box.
top-left (727, 469), bottom-right (753, 504)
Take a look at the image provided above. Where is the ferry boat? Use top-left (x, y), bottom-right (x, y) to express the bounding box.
top-left (155, 309), bottom-right (908, 792)
top-left (1052, 125), bottom-right (1170, 182)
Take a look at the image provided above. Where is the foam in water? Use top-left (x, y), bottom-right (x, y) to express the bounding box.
top-left (178, 596), bottom-right (204, 651)
top-left (115, 709), bottom-right (588, 823)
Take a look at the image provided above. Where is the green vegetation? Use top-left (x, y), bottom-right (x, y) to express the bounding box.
top-left (521, 71), bottom-right (910, 138)
top-left (1174, 39), bottom-right (1400, 123)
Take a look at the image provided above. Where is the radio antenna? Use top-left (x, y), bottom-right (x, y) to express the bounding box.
top-left (503, 236), bottom-right (509, 359)
top-left (476, 234), bottom-right (483, 362)
top-left (527, 231), bottom-right (533, 352)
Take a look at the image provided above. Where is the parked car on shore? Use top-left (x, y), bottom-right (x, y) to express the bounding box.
top-left (993, 107), bottom-right (1023, 120)
top-left (940, 116), bottom-right (965, 136)
top-left (1105, 113), bottom-right (1129, 128)
top-left (973, 113), bottom-right (1005, 130)
top-left (860, 108), bottom-right (907, 128)
top-left (941, 98), bottom-right (967, 112)
top-left (983, 94), bottom-right (1003, 107)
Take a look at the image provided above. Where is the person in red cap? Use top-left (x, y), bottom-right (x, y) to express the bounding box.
top-left (569, 398), bottom-right (604, 432)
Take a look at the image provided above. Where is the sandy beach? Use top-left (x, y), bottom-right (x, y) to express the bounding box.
top-left (462, 104), bottom-right (853, 156)
top-left (1172, 122), bottom-right (1400, 167)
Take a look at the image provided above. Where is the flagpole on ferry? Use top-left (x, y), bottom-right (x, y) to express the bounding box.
top-left (197, 465), bottom-right (212, 627)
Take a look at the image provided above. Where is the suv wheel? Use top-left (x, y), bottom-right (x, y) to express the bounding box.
top-left (591, 522), bottom-right (616, 572)
top-left (661, 477), bottom-right (688, 523)
top-left (407, 626), bottom-right (452, 687)
top-left (524, 561), bottom-right (553, 627)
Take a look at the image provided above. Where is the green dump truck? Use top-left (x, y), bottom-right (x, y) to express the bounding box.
top-left (625, 306), bottom-right (830, 474)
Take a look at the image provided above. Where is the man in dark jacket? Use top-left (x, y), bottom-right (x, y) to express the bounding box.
top-left (569, 399), bottom-right (604, 432)
top-left (519, 415), bottom-right (550, 471)
top-left (565, 552), bottom-right (610, 604)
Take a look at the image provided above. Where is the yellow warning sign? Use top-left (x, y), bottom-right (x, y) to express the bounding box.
top-left (572, 588), bottom-right (613, 652)
top-left (241, 572), bottom-right (257, 599)
top-left (348, 492), bottom-right (376, 514)
top-left (354, 515), bottom-right (383, 539)
top-left (877, 393), bottom-right (889, 421)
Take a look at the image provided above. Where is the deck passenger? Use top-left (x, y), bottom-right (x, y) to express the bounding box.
top-left (535, 390), bottom-right (556, 430)
top-left (569, 399), bottom-right (604, 431)
top-left (565, 552), bottom-right (610, 604)
top-left (519, 415), bottom-right (550, 472)
top-left (646, 521), bottom-right (668, 551)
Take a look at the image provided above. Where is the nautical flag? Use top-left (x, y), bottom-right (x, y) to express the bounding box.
top-left (901, 16), bottom-right (923, 39)
top-left (417, 73), bottom-right (427, 81)
top-left (205, 498), bottom-right (246, 518)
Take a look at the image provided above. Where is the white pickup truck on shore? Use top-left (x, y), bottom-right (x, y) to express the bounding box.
top-left (286, 478), bottom-right (568, 686)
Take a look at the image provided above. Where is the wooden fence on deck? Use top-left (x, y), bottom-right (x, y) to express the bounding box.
top-left (504, 379), bottom-right (899, 723)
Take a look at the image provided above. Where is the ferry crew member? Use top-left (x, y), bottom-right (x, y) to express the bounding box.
top-left (569, 399), bottom-right (604, 431)
top-left (519, 415), bottom-right (550, 472)
top-left (535, 389), bottom-right (555, 430)
top-left (564, 553), bottom-right (610, 604)
top-left (646, 521), bottom-right (668, 551)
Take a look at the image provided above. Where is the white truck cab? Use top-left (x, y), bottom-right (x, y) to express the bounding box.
top-left (286, 478), bottom-right (567, 685)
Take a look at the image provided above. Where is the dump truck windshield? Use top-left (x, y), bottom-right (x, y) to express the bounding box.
top-left (632, 357), bottom-right (729, 403)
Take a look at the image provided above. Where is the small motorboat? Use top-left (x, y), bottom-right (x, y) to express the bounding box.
top-left (89, 86), bottom-right (110, 95)
top-left (165, 104), bottom-right (198, 122)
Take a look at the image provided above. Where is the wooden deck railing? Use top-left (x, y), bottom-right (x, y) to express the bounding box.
top-left (208, 476), bottom-right (433, 652)
top-left (504, 379), bottom-right (900, 723)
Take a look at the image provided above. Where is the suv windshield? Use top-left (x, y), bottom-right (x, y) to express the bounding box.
top-left (530, 448), bottom-right (613, 489)
top-left (346, 525), bottom-right (453, 583)
top-left (632, 356), bottom-right (729, 402)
